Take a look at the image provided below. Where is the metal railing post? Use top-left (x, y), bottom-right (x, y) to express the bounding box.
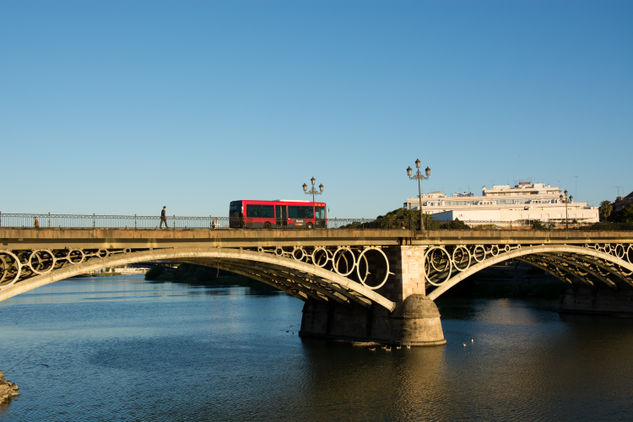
top-left (134, 214), bottom-right (137, 230)
top-left (93, 213), bottom-right (96, 229)
top-left (48, 212), bottom-right (51, 227)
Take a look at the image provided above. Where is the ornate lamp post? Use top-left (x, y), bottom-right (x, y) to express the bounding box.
top-left (302, 177), bottom-right (324, 202)
top-left (406, 158), bottom-right (431, 231)
top-left (559, 190), bottom-right (573, 230)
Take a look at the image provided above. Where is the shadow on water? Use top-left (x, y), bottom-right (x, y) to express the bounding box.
top-left (145, 263), bottom-right (282, 296)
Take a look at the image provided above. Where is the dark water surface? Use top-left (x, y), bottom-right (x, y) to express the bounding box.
top-left (1, 276), bottom-right (633, 421)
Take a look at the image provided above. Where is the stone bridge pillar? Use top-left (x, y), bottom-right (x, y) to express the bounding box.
top-left (300, 245), bottom-right (446, 346)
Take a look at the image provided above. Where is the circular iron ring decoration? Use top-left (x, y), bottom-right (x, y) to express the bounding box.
top-left (0, 250), bottom-right (22, 288)
top-left (424, 247), bottom-right (452, 287)
top-left (428, 247), bottom-right (451, 273)
top-left (292, 247), bottom-right (306, 261)
top-left (473, 245), bottom-right (486, 263)
top-left (452, 246), bottom-right (471, 272)
top-left (356, 247), bottom-right (391, 290)
top-left (67, 249), bottom-right (85, 264)
top-left (28, 249), bottom-right (56, 275)
top-left (311, 247), bottom-right (331, 268)
top-left (333, 247), bottom-right (356, 277)
top-left (489, 245), bottom-right (500, 256)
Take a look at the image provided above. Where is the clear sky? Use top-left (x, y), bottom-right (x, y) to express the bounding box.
top-left (2, 0), bottom-right (632, 218)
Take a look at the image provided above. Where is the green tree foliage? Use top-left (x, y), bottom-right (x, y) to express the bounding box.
top-left (599, 200), bottom-right (613, 221)
top-left (613, 203), bottom-right (633, 224)
top-left (345, 208), bottom-right (470, 230)
top-left (589, 200), bottom-right (633, 230)
top-left (529, 220), bottom-right (547, 230)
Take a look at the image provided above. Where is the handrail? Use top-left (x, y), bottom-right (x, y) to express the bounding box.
top-left (0, 211), bottom-right (629, 231)
top-left (0, 212), bottom-right (373, 229)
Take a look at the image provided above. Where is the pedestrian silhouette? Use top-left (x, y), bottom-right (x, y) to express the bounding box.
top-left (160, 206), bottom-right (168, 229)
top-left (33, 216), bottom-right (39, 228)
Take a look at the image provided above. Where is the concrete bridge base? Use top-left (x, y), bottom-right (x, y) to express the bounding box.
top-left (299, 295), bottom-right (446, 346)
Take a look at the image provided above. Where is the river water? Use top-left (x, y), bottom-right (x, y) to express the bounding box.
top-left (1, 276), bottom-right (633, 421)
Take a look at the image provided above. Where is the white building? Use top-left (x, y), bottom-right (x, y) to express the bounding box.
top-left (404, 182), bottom-right (599, 227)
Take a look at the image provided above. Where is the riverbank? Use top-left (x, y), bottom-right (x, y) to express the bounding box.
top-left (0, 371), bottom-right (19, 405)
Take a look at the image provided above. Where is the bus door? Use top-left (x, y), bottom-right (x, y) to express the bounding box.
top-left (275, 205), bottom-right (287, 227)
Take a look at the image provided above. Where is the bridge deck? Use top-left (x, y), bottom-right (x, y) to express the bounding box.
top-left (1, 228), bottom-right (632, 249)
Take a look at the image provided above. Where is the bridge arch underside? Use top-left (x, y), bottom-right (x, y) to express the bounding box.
top-left (426, 245), bottom-right (633, 301)
top-left (0, 248), bottom-right (396, 311)
top-left (178, 257), bottom-right (387, 309)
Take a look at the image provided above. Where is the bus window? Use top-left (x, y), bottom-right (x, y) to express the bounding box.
top-left (229, 201), bottom-right (243, 228)
top-left (288, 205), bottom-right (313, 219)
top-left (229, 201), bottom-right (242, 218)
top-left (246, 204), bottom-right (274, 218)
top-left (315, 206), bottom-right (325, 219)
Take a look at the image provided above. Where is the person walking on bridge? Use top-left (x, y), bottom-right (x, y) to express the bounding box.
top-left (160, 206), bottom-right (168, 229)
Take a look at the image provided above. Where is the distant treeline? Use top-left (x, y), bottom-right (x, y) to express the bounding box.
top-left (343, 208), bottom-right (469, 230)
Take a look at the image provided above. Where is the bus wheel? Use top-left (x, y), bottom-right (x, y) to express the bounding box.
top-left (264, 222), bottom-right (272, 229)
top-left (307, 223), bottom-right (314, 229)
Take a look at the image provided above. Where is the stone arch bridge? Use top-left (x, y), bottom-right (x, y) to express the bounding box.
top-left (1, 228), bottom-right (632, 346)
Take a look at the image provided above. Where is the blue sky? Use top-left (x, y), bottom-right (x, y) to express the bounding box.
top-left (2, 0), bottom-right (632, 217)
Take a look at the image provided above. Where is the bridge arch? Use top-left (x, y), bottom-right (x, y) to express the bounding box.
top-left (0, 248), bottom-right (396, 311)
top-left (426, 245), bottom-right (633, 301)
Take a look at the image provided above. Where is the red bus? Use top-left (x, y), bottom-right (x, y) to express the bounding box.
top-left (229, 200), bottom-right (327, 228)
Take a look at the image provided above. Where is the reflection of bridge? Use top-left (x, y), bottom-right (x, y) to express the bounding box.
top-left (2, 228), bottom-right (632, 345)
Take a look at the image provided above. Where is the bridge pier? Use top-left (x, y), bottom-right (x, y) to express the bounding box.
top-left (299, 295), bottom-right (445, 346)
top-left (299, 245), bottom-right (446, 346)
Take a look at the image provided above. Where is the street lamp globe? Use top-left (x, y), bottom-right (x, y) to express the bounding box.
top-left (302, 177), bottom-right (324, 203)
top-left (406, 158), bottom-right (431, 232)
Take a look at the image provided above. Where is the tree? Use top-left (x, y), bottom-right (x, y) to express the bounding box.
top-left (599, 200), bottom-right (613, 221)
top-left (343, 208), bottom-right (470, 230)
top-left (613, 203), bottom-right (633, 224)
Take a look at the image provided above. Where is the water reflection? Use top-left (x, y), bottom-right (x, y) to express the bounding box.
top-left (299, 341), bottom-right (448, 421)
